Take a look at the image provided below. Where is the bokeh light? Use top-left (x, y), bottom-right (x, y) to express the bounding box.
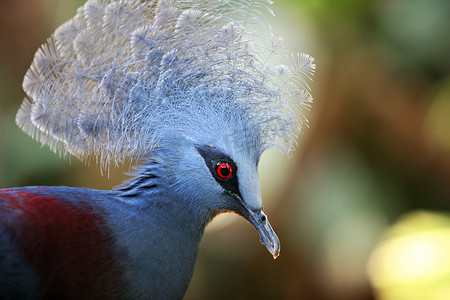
top-left (368, 211), bottom-right (450, 300)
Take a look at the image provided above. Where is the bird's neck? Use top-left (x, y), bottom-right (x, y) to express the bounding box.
top-left (111, 157), bottom-right (212, 298)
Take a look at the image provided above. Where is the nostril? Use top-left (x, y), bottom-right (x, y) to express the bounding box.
top-left (260, 215), bottom-right (266, 223)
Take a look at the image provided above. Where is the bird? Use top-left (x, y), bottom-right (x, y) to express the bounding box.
top-left (0, 0), bottom-right (314, 299)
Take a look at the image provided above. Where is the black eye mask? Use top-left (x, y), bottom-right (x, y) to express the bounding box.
top-left (196, 145), bottom-right (241, 198)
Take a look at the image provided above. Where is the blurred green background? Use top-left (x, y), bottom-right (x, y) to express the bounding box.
top-left (0, 0), bottom-right (449, 299)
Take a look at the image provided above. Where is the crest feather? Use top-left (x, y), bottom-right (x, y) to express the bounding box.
top-left (18, 0), bottom-right (315, 167)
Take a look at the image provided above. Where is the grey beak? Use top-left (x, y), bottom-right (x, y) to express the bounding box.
top-left (228, 191), bottom-right (280, 259)
top-left (245, 208), bottom-right (280, 259)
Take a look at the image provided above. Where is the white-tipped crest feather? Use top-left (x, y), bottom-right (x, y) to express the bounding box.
top-left (17, 0), bottom-right (315, 168)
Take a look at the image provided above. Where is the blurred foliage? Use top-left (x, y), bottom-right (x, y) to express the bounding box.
top-left (0, 0), bottom-right (449, 299)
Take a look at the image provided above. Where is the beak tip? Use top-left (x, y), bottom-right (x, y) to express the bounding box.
top-left (270, 244), bottom-right (280, 259)
top-left (262, 236), bottom-right (280, 259)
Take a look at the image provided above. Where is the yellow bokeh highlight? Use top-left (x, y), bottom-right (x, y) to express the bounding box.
top-left (368, 211), bottom-right (450, 300)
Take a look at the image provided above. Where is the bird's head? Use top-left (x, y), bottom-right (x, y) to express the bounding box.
top-left (158, 109), bottom-right (280, 258)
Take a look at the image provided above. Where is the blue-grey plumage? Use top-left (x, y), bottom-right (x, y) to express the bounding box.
top-left (2, 0), bottom-right (314, 298)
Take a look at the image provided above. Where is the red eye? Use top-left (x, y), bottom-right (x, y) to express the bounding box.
top-left (216, 162), bottom-right (233, 179)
